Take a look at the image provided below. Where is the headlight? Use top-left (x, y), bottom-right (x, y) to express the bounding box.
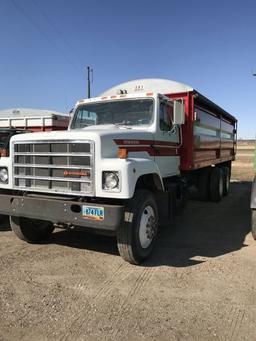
top-left (103, 171), bottom-right (120, 190)
top-left (0, 168), bottom-right (8, 183)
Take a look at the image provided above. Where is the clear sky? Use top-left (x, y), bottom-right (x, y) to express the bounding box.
top-left (0, 0), bottom-right (255, 138)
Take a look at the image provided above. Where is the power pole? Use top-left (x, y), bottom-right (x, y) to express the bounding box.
top-left (87, 66), bottom-right (93, 98)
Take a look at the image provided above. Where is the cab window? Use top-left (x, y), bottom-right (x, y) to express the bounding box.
top-left (160, 102), bottom-right (173, 131)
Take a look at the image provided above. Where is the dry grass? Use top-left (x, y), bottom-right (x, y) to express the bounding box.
top-left (232, 141), bottom-right (255, 181)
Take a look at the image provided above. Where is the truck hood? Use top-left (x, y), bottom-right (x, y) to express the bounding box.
top-left (10, 125), bottom-right (154, 158)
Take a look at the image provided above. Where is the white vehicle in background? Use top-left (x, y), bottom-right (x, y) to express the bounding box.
top-left (0, 108), bottom-right (69, 189)
top-left (0, 80), bottom-right (237, 264)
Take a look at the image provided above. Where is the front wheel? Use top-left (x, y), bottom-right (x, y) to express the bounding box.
top-left (10, 216), bottom-right (55, 243)
top-left (117, 189), bottom-right (158, 265)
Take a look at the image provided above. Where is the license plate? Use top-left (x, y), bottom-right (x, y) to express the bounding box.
top-left (82, 205), bottom-right (104, 221)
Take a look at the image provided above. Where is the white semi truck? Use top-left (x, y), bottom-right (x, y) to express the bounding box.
top-left (0, 80), bottom-right (237, 264)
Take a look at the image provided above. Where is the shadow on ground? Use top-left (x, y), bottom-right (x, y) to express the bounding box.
top-left (2, 182), bottom-right (252, 267)
top-left (0, 215), bottom-right (11, 231)
top-left (148, 181), bottom-right (252, 267)
top-left (49, 181), bottom-right (252, 267)
top-left (50, 229), bottom-right (119, 257)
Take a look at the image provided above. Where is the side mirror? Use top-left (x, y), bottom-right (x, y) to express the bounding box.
top-left (173, 99), bottom-right (185, 125)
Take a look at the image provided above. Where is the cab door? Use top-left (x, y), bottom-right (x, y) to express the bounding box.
top-left (154, 98), bottom-right (180, 178)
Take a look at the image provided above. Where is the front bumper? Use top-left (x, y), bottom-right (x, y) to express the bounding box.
top-left (0, 194), bottom-right (124, 231)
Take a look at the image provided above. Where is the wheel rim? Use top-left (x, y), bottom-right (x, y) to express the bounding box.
top-left (139, 205), bottom-right (157, 249)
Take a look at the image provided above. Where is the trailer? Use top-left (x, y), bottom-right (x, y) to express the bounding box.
top-left (0, 80), bottom-right (237, 264)
top-left (0, 108), bottom-right (69, 131)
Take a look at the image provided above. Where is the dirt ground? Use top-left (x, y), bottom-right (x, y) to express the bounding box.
top-left (0, 151), bottom-right (255, 340)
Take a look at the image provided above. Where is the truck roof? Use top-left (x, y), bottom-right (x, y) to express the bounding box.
top-left (100, 78), bottom-right (236, 122)
top-left (0, 108), bottom-right (69, 130)
top-left (100, 78), bottom-right (194, 96)
top-left (0, 108), bottom-right (67, 118)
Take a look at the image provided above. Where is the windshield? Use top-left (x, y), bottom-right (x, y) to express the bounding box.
top-left (71, 99), bottom-right (154, 129)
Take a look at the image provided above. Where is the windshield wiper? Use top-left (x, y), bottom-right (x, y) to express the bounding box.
top-left (114, 123), bottom-right (132, 129)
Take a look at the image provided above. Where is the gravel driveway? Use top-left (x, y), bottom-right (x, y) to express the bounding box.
top-left (0, 181), bottom-right (254, 340)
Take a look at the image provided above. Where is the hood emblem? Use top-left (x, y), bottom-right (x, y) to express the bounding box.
top-left (63, 170), bottom-right (90, 177)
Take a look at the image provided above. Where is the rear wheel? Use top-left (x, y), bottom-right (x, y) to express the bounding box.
top-left (209, 167), bottom-right (223, 202)
top-left (222, 166), bottom-right (231, 196)
top-left (10, 216), bottom-right (54, 243)
top-left (117, 189), bottom-right (158, 264)
top-left (251, 210), bottom-right (256, 240)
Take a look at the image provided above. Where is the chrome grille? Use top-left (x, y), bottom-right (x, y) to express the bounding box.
top-left (12, 140), bottom-right (94, 196)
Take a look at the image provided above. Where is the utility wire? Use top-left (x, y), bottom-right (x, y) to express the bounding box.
top-left (10, 0), bottom-right (80, 72)
top-left (32, 0), bottom-right (84, 67)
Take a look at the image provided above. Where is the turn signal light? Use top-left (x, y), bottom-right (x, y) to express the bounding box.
top-left (0, 149), bottom-right (8, 157)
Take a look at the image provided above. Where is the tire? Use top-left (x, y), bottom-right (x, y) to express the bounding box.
top-left (117, 189), bottom-right (158, 265)
top-left (10, 216), bottom-right (55, 243)
top-left (209, 167), bottom-right (224, 202)
top-left (198, 168), bottom-right (211, 201)
top-left (222, 166), bottom-right (231, 196)
top-left (252, 210), bottom-right (256, 240)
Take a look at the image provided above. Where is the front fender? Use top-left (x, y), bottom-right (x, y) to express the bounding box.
top-left (95, 158), bottom-right (163, 199)
top-left (126, 158), bottom-right (164, 197)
